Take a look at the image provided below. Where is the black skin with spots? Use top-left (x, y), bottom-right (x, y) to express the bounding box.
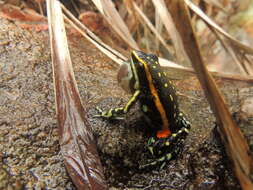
top-left (131, 51), bottom-right (180, 133)
top-left (96, 50), bottom-right (191, 169)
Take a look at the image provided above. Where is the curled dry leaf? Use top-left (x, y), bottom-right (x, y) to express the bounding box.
top-left (46, 0), bottom-right (107, 189)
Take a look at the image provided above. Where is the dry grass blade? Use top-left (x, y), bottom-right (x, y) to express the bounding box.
top-left (185, 0), bottom-right (253, 56)
top-left (203, 0), bottom-right (227, 13)
top-left (165, 1), bottom-right (253, 189)
top-left (62, 1), bottom-right (253, 83)
top-left (155, 5), bottom-right (163, 50)
top-left (91, 0), bottom-right (103, 14)
top-left (61, 1), bottom-right (251, 83)
top-left (132, 2), bottom-right (174, 54)
top-left (151, 0), bottom-right (189, 63)
top-left (207, 21), bottom-right (248, 75)
top-left (61, 3), bottom-right (127, 64)
top-left (186, 0), bottom-right (253, 75)
top-left (91, 0), bottom-right (139, 50)
top-left (46, 0), bottom-right (107, 189)
top-left (159, 58), bottom-right (253, 82)
top-left (228, 43), bottom-right (253, 75)
top-left (62, 2), bottom-right (253, 82)
top-left (62, 2), bottom-right (252, 82)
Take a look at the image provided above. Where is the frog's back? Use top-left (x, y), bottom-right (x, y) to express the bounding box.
top-left (133, 52), bottom-right (180, 132)
top-left (149, 61), bottom-right (180, 127)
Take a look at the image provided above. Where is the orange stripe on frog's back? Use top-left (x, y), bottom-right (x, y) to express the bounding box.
top-left (132, 51), bottom-right (171, 138)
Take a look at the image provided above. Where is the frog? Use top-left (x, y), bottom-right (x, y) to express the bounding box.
top-left (96, 50), bottom-right (191, 169)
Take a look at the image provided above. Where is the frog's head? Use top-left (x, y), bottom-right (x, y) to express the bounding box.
top-left (117, 50), bottom-right (144, 94)
top-left (117, 50), bottom-right (158, 94)
top-left (131, 50), bottom-right (158, 66)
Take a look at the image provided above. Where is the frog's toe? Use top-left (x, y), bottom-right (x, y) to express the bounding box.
top-left (139, 153), bottom-right (173, 170)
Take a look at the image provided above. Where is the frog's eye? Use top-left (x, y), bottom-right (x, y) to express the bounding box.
top-left (117, 62), bottom-right (135, 94)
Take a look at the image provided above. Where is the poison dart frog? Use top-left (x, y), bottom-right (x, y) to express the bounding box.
top-left (96, 50), bottom-right (191, 169)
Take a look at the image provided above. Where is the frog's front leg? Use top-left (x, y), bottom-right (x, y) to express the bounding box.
top-left (95, 90), bottom-right (140, 119)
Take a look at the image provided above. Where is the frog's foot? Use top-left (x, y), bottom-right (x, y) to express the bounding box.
top-left (94, 106), bottom-right (125, 120)
top-left (140, 127), bottom-right (190, 169)
top-left (139, 146), bottom-right (181, 170)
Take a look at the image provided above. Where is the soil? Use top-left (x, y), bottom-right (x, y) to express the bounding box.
top-left (1, 18), bottom-right (252, 189)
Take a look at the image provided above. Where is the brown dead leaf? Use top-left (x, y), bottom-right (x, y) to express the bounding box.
top-left (0, 4), bottom-right (45, 22)
top-left (79, 11), bottom-right (108, 36)
top-left (46, 1), bottom-right (108, 189)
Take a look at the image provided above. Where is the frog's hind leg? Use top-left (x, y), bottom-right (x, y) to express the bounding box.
top-left (139, 150), bottom-right (176, 170)
top-left (140, 127), bottom-right (190, 169)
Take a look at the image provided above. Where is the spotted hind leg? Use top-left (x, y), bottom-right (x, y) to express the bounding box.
top-left (140, 126), bottom-right (190, 169)
top-left (139, 143), bottom-right (181, 169)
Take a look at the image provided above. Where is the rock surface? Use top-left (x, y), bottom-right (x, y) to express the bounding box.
top-left (1, 18), bottom-right (251, 189)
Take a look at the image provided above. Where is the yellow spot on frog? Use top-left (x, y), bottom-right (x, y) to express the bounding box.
top-left (158, 72), bottom-right (161, 77)
top-left (142, 105), bottom-right (148, 112)
top-left (132, 51), bottom-right (170, 135)
top-left (164, 83), bottom-right (168, 88)
top-left (169, 94), bottom-right (174, 101)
